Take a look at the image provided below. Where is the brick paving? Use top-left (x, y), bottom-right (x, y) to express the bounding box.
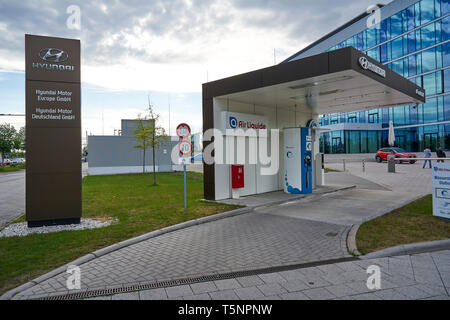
top-left (90, 250), bottom-right (450, 300)
top-left (13, 210), bottom-right (350, 299)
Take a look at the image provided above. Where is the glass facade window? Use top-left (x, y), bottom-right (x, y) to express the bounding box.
top-left (318, 0), bottom-right (450, 154)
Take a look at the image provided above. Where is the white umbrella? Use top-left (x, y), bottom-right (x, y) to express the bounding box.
top-left (388, 120), bottom-right (395, 147)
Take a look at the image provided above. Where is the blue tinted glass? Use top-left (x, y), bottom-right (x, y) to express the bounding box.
top-left (418, 104), bottom-right (424, 123)
top-left (357, 32), bottom-right (364, 50)
top-left (393, 59), bottom-right (404, 75)
top-left (424, 72), bottom-right (437, 95)
top-left (409, 54), bottom-right (417, 76)
top-left (416, 29), bottom-right (422, 50)
top-left (421, 0), bottom-right (435, 24)
top-left (435, 0), bottom-right (441, 17)
top-left (442, 16), bottom-right (450, 42)
top-left (436, 44), bottom-right (443, 68)
top-left (438, 96), bottom-right (444, 121)
top-left (443, 0), bottom-right (450, 14)
top-left (410, 104), bottom-right (418, 124)
top-left (380, 20), bottom-right (387, 42)
top-left (407, 32), bottom-right (416, 53)
top-left (407, 5), bottom-right (415, 30)
top-left (417, 52), bottom-right (423, 73)
top-left (445, 95), bottom-right (450, 121)
top-left (391, 12), bottom-right (403, 37)
top-left (423, 97), bottom-right (438, 123)
top-left (402, 10), bottom-right (408, 33)
top-left (436, 70), bottom-right (443, 93)
top-left (392, 37), bottom-right (404, 59)
top-left (442, 43), bottom-right (450, 66)
top-left (421, 23), bottom-right (436, 48)
top-left (422, 47), bottom-right (437, 72)
top-left (367, 27), bottom-right (377, 48)
top-left (417, 75), bottom-right (423, 87)
top-left (381, 44), bottom-right (388, 63)
top-left (415, 2), bottom-right (422, 26)
top-left (445, 69), bottom-right (450, 92)
top-left (436, 20), bottom-right (442, 41)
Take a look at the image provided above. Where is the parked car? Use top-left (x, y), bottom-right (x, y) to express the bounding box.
top-left (375, 147), bottom-right (417, 164)
top-left (12, 158), bottom-right (25, 165)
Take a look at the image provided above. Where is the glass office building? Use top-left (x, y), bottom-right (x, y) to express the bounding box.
top-left (285, 0), bottom-right (449, 153)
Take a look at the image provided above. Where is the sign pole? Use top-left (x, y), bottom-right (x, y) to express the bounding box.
top-left (176, 123), bottom-right (191, 211)
top-left (183, 159), bottom-right (187, 210)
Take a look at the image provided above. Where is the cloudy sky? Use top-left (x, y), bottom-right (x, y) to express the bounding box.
top-left (0, 0), bottom-right (381, 142)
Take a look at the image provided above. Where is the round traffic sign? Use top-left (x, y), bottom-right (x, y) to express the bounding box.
top-left (176, 123), bottom-right (191, 139)
top-left (178, 140), bottom-right (192, 156)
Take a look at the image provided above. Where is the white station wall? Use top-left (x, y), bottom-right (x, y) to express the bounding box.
top-left (213, 98), bottom-right (319, 200)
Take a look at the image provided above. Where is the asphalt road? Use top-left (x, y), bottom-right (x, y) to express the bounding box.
top-left (0, 170), bottom-right (25, 228)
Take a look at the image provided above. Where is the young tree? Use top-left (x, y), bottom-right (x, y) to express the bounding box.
top-left (0, 123), bottom-right (17, 165)
top-left (133, 101), bottom-right (168, 185)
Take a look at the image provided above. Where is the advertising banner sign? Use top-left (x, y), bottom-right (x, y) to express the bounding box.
top-left (432, 162), bottom-right (450, 219)
top-left (25, 34), bottom-right (81, 226)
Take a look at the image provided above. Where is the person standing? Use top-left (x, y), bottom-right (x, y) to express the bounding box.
top-left (437, 145), bottom-right (446, 163)
top-left (423, 146), bottom-right (432, 168)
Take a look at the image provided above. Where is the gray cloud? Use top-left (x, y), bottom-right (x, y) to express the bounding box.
top-left (0, 0), bottom-right (385, 68)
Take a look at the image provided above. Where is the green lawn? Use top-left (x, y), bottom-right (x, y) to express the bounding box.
top-left (0, 164), bottom-right (25, 172)
top-left (356, 194), bottom-right (450, 255)
top-left (0, 172), bottom-right (240, 295)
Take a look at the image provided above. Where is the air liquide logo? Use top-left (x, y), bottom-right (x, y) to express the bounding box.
top-left (32, 47), bottom-right (75, 72)
top-left (229, 116), bottom-right (238, 129)
top-left (358, 56), bottom-right (386, 78)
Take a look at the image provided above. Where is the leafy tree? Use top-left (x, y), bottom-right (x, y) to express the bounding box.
top-left (14, 126), bottom-right (25, 150)
top-left (133, 101), bottom-right (168, 185)
top-left (0, 123), bottom-right (17, 165)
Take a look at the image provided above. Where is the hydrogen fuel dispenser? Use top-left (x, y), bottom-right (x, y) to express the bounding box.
top-left (283, 127), bottom-right (312, 194)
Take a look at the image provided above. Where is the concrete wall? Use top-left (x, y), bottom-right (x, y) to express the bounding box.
top-left (87, 135), bottom-right (178, 175)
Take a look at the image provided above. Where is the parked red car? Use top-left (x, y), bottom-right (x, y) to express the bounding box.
top-left (375, 147), bottom-right (417, 164)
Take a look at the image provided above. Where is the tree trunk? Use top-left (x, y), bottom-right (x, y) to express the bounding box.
top-left (152, 141), bottom-right (156, 185)
top-left (143, 147), bottom-right (146, 174)
top-left (152, 131), bottom-right (156, 185)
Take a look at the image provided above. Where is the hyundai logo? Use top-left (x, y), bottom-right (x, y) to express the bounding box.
top-left (38, 48), bottom-right (69, 63)
top-left (229, 116), bottom-right (237, 129)
top-left (358, 56), bottom-right (386, 77)
top-left (359, 57), bottom-right (369, 69)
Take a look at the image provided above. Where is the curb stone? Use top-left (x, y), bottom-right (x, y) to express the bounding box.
top-left (0, 184), bottom-right (355, 300)
top-left (346, 224), bottom-right (361, 256)
top-left (362, 239), bottom-right (450, 259)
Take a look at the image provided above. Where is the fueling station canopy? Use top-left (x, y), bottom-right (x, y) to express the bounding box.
top-left (203, 46), bottom-right (425, 116)
top-left (202, 46), bottom-right (425, 200)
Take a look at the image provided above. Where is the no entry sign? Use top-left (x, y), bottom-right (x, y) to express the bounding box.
top-left (176, 123), bottom-right (191, 139)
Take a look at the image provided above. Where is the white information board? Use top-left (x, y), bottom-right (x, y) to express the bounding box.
top-left (432, 162), bottom-right (450, 219)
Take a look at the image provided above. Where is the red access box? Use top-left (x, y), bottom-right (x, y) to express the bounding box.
top-left (231, 165), bottom-right (244, 189)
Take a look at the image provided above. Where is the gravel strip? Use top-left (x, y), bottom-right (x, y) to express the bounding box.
top-left (0, 218), bottom-right (114, 238)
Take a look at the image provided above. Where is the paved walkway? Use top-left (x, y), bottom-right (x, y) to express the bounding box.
top-left (6, 160), bottom-right (442, 300)
top-left (12, 209), bottom-right (351, 299)
top-left (87, 249), bottom-right (450, 300)
top-left (0, 171), bottom-right (25, 228)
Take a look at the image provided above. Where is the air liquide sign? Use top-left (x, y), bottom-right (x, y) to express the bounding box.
top-left (358, 56), bottom-right (386, 78)
top-left (25, 34), bottom-right (81, 227)
top-left (222, 111), bottom-right (268, 135)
